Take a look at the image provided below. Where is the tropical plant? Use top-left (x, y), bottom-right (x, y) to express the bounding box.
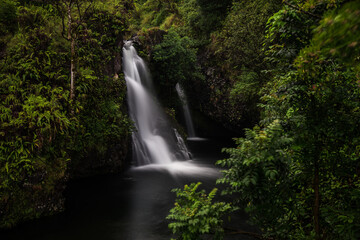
top-left (0, 0), bottom-right (132, 227)
top-left (167, 182), bottom-right (233, 240)
top-left (216, 1), bottom-right (360, 239)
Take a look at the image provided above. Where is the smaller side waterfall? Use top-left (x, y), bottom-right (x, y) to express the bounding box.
top-left (123, 41), bottom-right (191, 166)
top-left (174, 128), bottom-right (192, 159)
top-left (175, 83), bottom-right (196, 138)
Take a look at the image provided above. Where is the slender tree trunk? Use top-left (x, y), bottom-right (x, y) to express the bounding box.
top-left (70, 38), bottom-right (75, 100)
top-left (314, 159), bottom-right (320, 239)
top-left (67, 2), bottom-right (75, 100)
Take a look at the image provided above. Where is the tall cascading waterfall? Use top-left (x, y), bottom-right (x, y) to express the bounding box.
top-left (123, 41), bottom-right (191, 165)
top-left (175, 83), bottom-right (196, 138)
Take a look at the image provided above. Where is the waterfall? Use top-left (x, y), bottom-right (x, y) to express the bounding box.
top-left (175, 83), bottom-right (196, 138)
top-left (123, 41), bottom-right (191, 165)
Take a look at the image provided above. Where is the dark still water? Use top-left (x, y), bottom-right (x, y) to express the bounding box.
top-left (1, 138), bottom-right (257, 240)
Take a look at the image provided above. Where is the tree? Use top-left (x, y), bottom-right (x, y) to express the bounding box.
top-left (217, 1), bottom-right (360, 239)
top-left (52, 0), bottom-right (93, 100)
top-left (0, 0), bottom-right (133, 228)
top-left (151, 30), bottom-right (202, 107)
top-left (167, 182), bottom-right (232, 240)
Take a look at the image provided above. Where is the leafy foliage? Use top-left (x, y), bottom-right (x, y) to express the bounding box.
top-left (0, 0), bottom-right (132, 228)
top-left (167, 182), bottom-right (232, 240)
top-left (311, 1), bottom-right (360, 70)
top-left (211, 0), bottom-right (281, 74)
top-left (133, 1), bottom-right (360, 239)
top-left (130, 0), bottom-right (180, 31)
top-left (188, 0), bottom-right (231, 38)
top-left (217, 121), bottom-right (299, 236)
top-left (185, 0), bottom-right (282, 131)
top-left (151, 30), bottom-right (203, 107)
top-left (216, 1), bottom-right (360, 239)
top-left (0, 4), bottom-right (73, 226)
top-left (0, 0), bottom-right (17, 36)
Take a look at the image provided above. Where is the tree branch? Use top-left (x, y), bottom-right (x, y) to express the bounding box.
top-left (76, 1), bottom-right (83, 22)
top-left (283, 0), bottom-right (322, 20)
top-left (83, 1), bottom-right (94, 18)
top-left (52, 1), bottom-right (69, 40)
top-left (61, 14), bottom-right (69, 40)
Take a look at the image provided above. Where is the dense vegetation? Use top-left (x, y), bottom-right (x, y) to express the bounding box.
top-left (129, 0), bottom-right (360, 239)
top-left (1, 0), bottom-right (359, 239)
top-left (0, 0), bottom-right (132, 227)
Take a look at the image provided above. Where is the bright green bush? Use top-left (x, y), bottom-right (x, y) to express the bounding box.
top-left (167, 182), bottom-right (232, 240)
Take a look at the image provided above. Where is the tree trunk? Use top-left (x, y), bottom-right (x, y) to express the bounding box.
top-left (70, 37), bottom-right (75, 100)
top-left (314, 159), bottom-right (321, 239)
top-left (67, 2), bottom-right (75, 100)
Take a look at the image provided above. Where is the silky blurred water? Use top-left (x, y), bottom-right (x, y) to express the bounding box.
top-left (1, 42), bottom-right (258, 240)
top-left (175, 83), bottom-right (196, 138)
top-left (123, 41), bottom-right (191, 165)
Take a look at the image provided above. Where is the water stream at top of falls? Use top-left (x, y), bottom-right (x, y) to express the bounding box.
top-left (175, 83), bottom-right (196, 138)
top-left (122, 41), bottom-right (191, 165)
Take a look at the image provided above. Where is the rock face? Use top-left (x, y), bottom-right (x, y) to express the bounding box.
top-left (188, 49), bottom-right (259, 135)
top-left (131, 28), bottom-right (258, 135)
top-left (70, 139), bottom-right (130, 178)
top-left (1, 139), bottom-right (130, 229)
top-left (133, 27), bottom-right (167, 56)
top-left (0, 158), bottom-right (67, 228)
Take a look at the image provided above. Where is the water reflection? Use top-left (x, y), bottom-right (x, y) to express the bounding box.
top-left (1, 139), bottom-right (257, 240)
top-left (121, 157), bottom-right (221, 240)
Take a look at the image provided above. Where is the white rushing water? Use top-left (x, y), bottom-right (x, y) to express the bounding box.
top-left (123, 41), bottom-right (191, 165)
top-left (175, 83), bottom-right (196, 138)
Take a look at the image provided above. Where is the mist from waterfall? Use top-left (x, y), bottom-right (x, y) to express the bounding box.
top-left (122, 41), bottom-right (191, 165)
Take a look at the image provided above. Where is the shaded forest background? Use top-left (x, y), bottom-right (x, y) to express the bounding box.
top-left (1, 0), bottom-right (360, 239)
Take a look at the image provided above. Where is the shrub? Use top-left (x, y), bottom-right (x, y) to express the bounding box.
top-left (167, 182), bottom-right (233, 240)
